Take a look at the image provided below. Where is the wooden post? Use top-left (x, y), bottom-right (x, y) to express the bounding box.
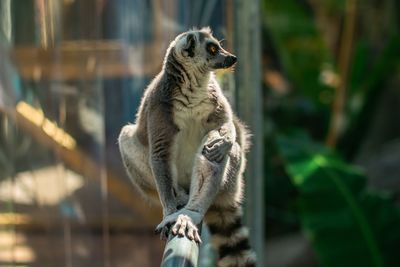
top-left (233, 0), bottom-right (264, 266)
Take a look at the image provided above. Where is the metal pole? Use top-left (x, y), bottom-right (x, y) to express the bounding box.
top-left (0, 0), bottom-right (12, 43)
top-left (160, 224), bottom-right (216, 267)
top-left (233, 0), bottom-right (264, 266)
top-left (161, 235), bottom-right (199, 267)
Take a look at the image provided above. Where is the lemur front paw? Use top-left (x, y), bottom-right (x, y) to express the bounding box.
top-left (155, 209), bottom-right (202, 243)
top-left (171, 214), bottom-right (202, 243)
top-left (202, 136), bottom-right (233, 163)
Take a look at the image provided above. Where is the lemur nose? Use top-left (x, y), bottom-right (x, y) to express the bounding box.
top-left (225, 55), bottom-right (237, 68)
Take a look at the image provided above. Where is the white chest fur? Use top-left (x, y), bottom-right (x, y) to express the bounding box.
top-left (172, 98), bottom-right (214, 189)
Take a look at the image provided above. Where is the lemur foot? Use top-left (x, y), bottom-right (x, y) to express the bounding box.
top-left (172, 214), bottom-right (202, 243)
top-left (155, 209), bottom-right (202, 243)
top-left (202, 136), bottom-right (233, 163)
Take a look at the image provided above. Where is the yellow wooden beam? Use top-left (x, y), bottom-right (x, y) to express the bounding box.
top-left (0, 103), bottom-right (162, 227)
top-left (11, 40), bottom-right (162, 81)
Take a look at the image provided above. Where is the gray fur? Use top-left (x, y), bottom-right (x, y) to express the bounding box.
top-left (118, 27), bottom-right (256, 266)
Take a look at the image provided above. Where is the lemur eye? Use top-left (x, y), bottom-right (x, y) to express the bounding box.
top-left (207, 43), bottom-right (219, 56)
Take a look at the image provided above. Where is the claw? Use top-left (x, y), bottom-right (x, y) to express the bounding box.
top-left (194, 230), bottom-right (202, 243)
top-left (171, 217), bottom-right (181, 236)
top-left (155, 225), bottom-right (170, 240)
top-left (187, 228), bottom-right (195, 240)
top-left (178, 219), bottom-right (187, 236)
top-left (155, 217), bottom-right (174, 240)
top-left (161, 227), bottom-right (170, 240)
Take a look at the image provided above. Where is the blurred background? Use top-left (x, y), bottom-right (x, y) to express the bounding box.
top-left (0, 0), bottom-right (399, 267)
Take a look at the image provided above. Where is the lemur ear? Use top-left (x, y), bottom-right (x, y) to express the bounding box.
top-left (182, 33), bottom-right (196, 57)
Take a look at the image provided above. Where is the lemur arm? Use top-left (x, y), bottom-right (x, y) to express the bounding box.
top-left (148, 104), bottom-right (179, 217)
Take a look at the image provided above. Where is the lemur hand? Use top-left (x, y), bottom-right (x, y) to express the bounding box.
top-left (202, 134), bottom-right (233, 163)
top-left (155, 208), bottom-right (203, 243)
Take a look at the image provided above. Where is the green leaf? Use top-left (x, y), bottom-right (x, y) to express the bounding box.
top-left (277, 134), bottom-right (400, 267)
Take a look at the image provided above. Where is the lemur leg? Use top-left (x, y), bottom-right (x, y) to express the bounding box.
top-left (119, 125), bottom-right (189, 209)
top-left (118, 125), bottom-right (159, 202)
top-left (155, 128), bottom-right (234, 243)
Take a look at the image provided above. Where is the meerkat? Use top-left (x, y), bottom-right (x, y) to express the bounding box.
top-left (118, 27), bottom-right (256, 267)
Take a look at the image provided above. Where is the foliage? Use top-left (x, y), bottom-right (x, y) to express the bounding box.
top-left (277, 134), bottom-right (400, 267)
top-left (262, 0), bottom-right (334, 139)
top-left (341, 35), bottom-right (400, 158)
top-left (261, 0), bottom-right (400, 266)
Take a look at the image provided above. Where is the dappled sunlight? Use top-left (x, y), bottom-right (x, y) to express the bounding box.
top-left (0, 231), bottom-right (36, 263)
top-left (0, 166), bottom-right (84, 205)
top-left (16, 102), bottom-right (76, 150)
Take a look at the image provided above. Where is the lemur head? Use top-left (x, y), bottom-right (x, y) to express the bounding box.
top-left (169, 27), bottom-right (237, 72)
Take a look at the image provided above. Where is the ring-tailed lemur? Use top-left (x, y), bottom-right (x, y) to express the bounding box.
top-left (118, 27), bottom-right (256, 267)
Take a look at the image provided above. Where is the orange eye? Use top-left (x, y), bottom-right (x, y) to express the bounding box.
top-left (210, 46), bottom-right (217, 54)
top-left (208, 44), bottom-right (219, 56)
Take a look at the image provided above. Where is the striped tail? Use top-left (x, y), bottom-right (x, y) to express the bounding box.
top-left (206, 207), bottom-right (257, 267)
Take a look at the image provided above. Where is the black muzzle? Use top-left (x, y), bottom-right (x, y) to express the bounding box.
top-left (223, 55), bottom-right (237, 68)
